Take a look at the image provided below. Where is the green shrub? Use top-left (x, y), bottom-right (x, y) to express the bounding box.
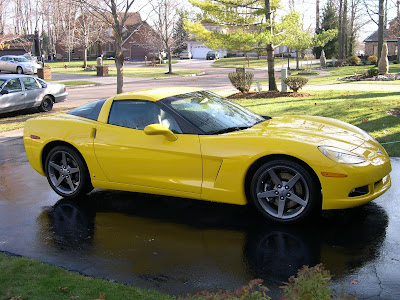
top-left (228, 70), bottom-right (254, 93)
top-left (178, 279), bottom-right (270, 300)
top-left (368, 67), bottom-right (379, 77)
top-left (284, 76), bottom-right (308, 92)
top-left (393, 60), bottom-right (398, 64)
top-left (368, 55), bottom-right (378, 64)
top-left (347, 56), bottom-right (361, 66)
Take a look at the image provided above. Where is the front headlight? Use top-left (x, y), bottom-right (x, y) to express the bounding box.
top-left (318, 146), bottom-right (366, 164)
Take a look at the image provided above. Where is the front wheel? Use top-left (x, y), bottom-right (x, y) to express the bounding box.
top-left (250, 160), bottom-right (320, 224)
top-left (16, 66), bottom-right (23, 74)
top-left (45, 146), bottom-right (93, 198)
top-left (39, 96), bottom-right (53, 112)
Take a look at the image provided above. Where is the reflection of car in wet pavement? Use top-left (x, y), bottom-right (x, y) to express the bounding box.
top-left (38, 191), bottom-right (388, 296)
top-left (24, 87), bottom-right (391, 224)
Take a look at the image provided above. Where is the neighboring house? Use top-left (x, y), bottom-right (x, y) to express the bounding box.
top-left (56, 12), bottom-right (159, 60)
top-left (186, 23), bottom-right (295, 59)
top-left (0, 34), bottom-right (39, 56)
top-left (364, 19), bottom-right (399, 57)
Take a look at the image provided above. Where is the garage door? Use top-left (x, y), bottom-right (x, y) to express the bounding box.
top-left (191, 45), bottom-right (210, 59)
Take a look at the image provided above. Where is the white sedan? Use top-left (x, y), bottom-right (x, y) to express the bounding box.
top-left (0, 55), bottom-right (41, 74)
top-left (0, 74), bottom-right (67, 113)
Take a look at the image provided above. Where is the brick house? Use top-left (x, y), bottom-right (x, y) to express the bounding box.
top-left (364, 19), bottom-right (399, 57)
top-left (56, 12), bottom-right (158, 61)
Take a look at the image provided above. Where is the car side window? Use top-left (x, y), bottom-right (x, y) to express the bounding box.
top-left (3, 79), bottom-right (22, 93)
top-left (21, 77), bottom-right (40, 90)
top-left (108, 100), bottom-right (182, 133)
top-left (36, 78), bottom-right (47, 88)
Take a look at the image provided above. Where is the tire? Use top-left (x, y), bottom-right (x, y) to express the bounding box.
top-left (45, 146), bottom-right (93, 198)
top-left (38, 96), bottom-right (53, 112)
top-left (16, 66), bottom-right (23, 74)
top-left (250, 159), bottom-right (320, 224)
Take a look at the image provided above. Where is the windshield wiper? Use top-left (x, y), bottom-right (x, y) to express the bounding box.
top-left (211, 126), bottom-right (251, 135)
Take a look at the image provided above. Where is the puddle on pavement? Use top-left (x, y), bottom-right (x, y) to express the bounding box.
top-left (35, 189), bottom-right (388, 296)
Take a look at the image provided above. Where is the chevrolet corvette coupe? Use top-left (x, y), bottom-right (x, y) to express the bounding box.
top-left (23, 87), bottom-right (392, 223)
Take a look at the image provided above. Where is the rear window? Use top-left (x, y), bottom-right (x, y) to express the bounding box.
top-left (68, 99), bottom-right (106, 121)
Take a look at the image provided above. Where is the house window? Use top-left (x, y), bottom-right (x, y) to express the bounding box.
top-left (373, 45), bottom-right (378, 56)
top-left (105, 42), bottom-right (113, 52)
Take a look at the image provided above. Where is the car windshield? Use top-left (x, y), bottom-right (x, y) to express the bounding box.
top-left (161, 91), bottom-right (265, 134)
top-left (0, 79), bottom-right (6, 87)
top-left (14, 57), bottom-right (29, 62)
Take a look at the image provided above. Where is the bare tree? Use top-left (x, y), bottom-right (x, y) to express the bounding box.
top-left (75, 2), bottom-right (106, 67)
top-left (148, 0), bottom-right (182, 74)
top-left (74, 0), bottom-right (138, 94)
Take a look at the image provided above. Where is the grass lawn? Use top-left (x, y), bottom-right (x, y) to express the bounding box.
top-left (51, 67), bottom-right (201, 77)
top-left (232, 90), bottom-right (400, 157)
top-left (0, 252), bottom-right (172, 300)
top-left (298, 63), bottom-right (400, 85)
top-left (212, 57), bottom-right (298, 69)
top-left (45, 60), bottom-right (115, 68)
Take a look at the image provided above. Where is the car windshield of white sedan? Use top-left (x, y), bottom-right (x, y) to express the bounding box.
top-left (14, 57), bottom-right (29, 62)
top-left (162, 91), bottom-right (265, 134)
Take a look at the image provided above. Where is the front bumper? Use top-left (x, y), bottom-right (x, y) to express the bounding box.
top-left (320, 157), bottom-right (392, 209)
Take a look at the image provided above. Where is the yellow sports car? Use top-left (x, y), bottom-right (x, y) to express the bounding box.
top-left (23, 87), bottom-right (392, 223)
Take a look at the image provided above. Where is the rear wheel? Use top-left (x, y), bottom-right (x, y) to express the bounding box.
top-left (39, 96), bottom-right (53, 112)
top-left (45, 146), bottom-right (93, 198)
top-left (16, 66), bottom-right (23, 74)
top-left (250, 159), bottom-right (320, 224)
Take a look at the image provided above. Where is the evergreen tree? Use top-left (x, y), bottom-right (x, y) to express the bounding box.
top-left (173, 15), bottom-right (188, 54)
top-left (314, 0), bottom-right (338, 59)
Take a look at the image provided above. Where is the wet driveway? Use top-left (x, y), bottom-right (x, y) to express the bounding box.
top-left (0, 137), bottom-right (399, 299)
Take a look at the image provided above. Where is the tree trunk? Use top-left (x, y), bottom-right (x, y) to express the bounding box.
top-left (167, 48), bottom-right (172, 74)
top-left (267, 44), bottom-right (277, 91)
top-left (83, 47), bottom-right (87, 68)
top-left (343, 0), bottom-right (348, 58)
top-left (115, 34), bottom-right (124, 94)
top-left (264, 0), bottom-right (277, 91)
top-left (378, 0), bottom-right (384, 62)
top-left (296, 50), bottom-right (299, 70)
top-left (338, 0), bottom-right (343, 59)
top-left (316, 0), bottom-right (320, 31)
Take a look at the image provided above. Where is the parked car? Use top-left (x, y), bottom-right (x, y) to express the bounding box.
top-left (0, 55), bottom-right (41, 74)
top-left (206, 50), bottom-right (219, 60)
top-left (0, 74), bottom-right (67, 114)
top-left (146, 49), bottom-right (167, 62)
top-left (179, 50), bottom-right (192, 59)
top-left (23, 87), bottom-right (391, 224)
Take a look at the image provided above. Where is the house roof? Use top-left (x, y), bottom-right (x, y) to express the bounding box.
top-left (363, 29), bottom-right (398, 42)
top-left (123, 12), bottom-right (142, 26)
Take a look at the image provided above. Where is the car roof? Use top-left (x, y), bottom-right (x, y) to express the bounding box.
top-left (113, 87), bottom-right (204, 102)
top-left (0, 74), bottom-right (35, 80)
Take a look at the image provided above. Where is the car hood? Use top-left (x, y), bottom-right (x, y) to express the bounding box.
top-left (238, 115), bottom-right (374, 152)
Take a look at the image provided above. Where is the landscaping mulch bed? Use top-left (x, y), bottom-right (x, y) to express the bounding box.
top-left (227, 91), bottom-right (314, 99)
top-left (387, 108), bottom-right (400, 116)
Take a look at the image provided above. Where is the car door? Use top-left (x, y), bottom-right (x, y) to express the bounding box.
top-left (20, 76), bottom-right (44, 108)
top-left (0, 78), bottom-right (25, 113)
top-left (0, 57), bottom-right (6, 71)
top-left (93, 100), bottom-right (203, 194)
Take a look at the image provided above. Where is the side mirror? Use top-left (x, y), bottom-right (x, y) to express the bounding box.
top-left (144, 124), bottom-right (177, 141)
top-left (0, 90), bottom-right (8, 95)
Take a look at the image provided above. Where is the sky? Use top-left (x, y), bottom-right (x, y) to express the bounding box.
top-left (134, 0), bottom-right (397, 46)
